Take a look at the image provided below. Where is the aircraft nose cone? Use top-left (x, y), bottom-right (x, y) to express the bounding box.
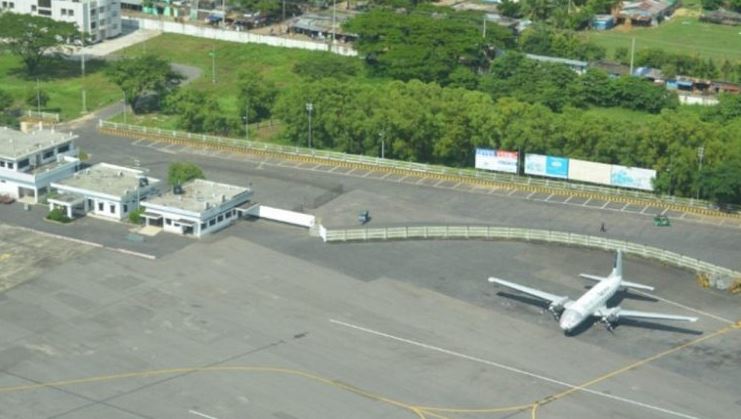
top-left (559, 310), bottom-right (581, 332)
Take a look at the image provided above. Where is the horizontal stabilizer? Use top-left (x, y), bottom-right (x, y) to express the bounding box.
top-left (579, 273), bottom-right (607, 282)
top-left (620, 280), bottom-right (655, 291)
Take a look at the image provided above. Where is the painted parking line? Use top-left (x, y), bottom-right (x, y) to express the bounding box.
top-left (189, 410), bottom-right (220, 419)
top-left (330, 319), bottom-right (701, 419)
top-left (526, 191), bottom-right (536, 199)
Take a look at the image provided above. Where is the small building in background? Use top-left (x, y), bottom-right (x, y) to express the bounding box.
top-left (0, 127), bottom-right (79, 203)
top-left (140, 179), bottom-right (253, 237)
top-left (6, 0), bottom-right (122, 42)
top-left (590, 60), bottom-right (631, 77)
top-left (618, 0), bottom-right (678, 27)
top-left (288, 12), bottom-right (358, 43)
top-left (525, 53), bottom-right (589, 75)
top-left (49, 163), bottom-right (160, 221)
top-left (592, 14), bottom-right (616, 30)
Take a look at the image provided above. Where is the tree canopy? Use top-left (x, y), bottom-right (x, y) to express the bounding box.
top-left (105, 55), bottom-right (183, 113)
top-left (0, 13), bottom-right (82, 75)
top-left (168, 161), bottom-right (206, 185)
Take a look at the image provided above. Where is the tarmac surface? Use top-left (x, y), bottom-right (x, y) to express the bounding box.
top-left (67, 123), bottom-right (741, 271)
top-left (0, 221), bottom-right (738, 419)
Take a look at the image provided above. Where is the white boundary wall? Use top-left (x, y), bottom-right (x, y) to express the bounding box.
top-left (249, 205), bottom-right (315, 228)
top-left (124, 17), bottom-right (358, 56)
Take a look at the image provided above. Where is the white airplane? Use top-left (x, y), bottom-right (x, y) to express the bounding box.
top-left (488, 251), bottom-right (698, 334)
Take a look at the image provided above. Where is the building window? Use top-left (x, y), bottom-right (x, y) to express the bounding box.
top-left (217, 215), bottom-right (223, 222)
top-left (68, 9), bottom-right (74, 16)
top-left (7, 163), bottom-right (13, 169)
top-left (91, 22), bottom-right (97, 29)
top-left (225, 211), bottom-right (232, 219)
top-left (100, 19), bottom-right (106, 26)
top-left (31, 5), bottom-right (36, 11)
top-left (87, 199), bottom-right (93, 209)
top-left (38, 9), bottom-right (51, 16)
top-left (209, 219), bottom-right (215, 226)
top-left (42, 150), bottom-right (54, 159)
top-left (17, 158), bottom-right (29, 168)
top-left (112, 10), bottom-right (118, 17)
top-left (61, 8), bottom-right (66, 15)
top-left (109, 204), bottom-right (115, 213)
top-left (123, 204), bottom-right (128, 213)
top-left (201, 222), bottom-right (206, 230)
top-left (0, 161), bottom-right (5, 167)
top-left (1, 2), bottom-right (7, 8)
top-left (58, 144), bottom-right (70, 153)
top-left (165, 219), bottom-right (172, 225)
top-left (98, 202), bottom-right (104, 211)
top-left (8, 2), bottom-right (13, 8)
top-left (38, 0), bottom-right (50, 7)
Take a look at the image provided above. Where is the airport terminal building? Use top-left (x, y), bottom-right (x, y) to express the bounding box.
top-left (141, 179), bottom-right (253, 237)
top-left (0, 127), bottom-right (79, 203)
top-left (49, 162), bottom-right (159, 220)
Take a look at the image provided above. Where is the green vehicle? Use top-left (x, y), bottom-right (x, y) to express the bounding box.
top-left (654, 215), bottom-right (671, 227)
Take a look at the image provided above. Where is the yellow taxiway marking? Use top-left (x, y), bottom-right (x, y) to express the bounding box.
top-left (0, 253), bottom-right (10, 262)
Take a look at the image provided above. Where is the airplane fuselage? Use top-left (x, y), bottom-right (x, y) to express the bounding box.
top-left (559, 273), bottom-right (620, 332)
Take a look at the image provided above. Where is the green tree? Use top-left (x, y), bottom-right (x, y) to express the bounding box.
top-left (168, 162), bottom-right (205, 185)
top-left (293, 53), bottom-right (362, 80)
top-left (0, 89), bottom-right (13, 111)
top-left (237, 72), bottom-right (278, 123)
top-left (498, 0), bottom-right (523, 18)
top-left (105, 55), bottom-right (183, 113)
top-left (0, 13), bottom-right (82, 75)
top-left (26, 89), bottom-right (50, 109)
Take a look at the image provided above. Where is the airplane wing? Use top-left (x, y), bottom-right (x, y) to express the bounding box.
top-left (488, 277), bottom-right (571, 305)
top-left (596, 307), bottom-right (698, 323)
top-left (579, 274), bottom-right (655, 291)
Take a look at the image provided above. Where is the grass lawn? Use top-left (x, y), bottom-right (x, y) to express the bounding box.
top-left (0, 52), bottom-right (121, 121)
top-left (119, 34), bottom-right (375, 115)
top-left (582, 14), bottom-right (741, 63)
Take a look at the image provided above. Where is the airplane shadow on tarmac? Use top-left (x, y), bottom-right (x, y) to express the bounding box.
top-left (496, 291), bottom-right (703, 336)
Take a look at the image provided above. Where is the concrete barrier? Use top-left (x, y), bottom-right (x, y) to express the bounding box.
top-left (248, 205), bottom-right (315, 228)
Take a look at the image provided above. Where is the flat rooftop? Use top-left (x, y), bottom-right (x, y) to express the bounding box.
top-left (0, 127), bottom-right (76, 160)
top-left (53, 163), bottom-right (155, 198)
top-left (144, 179), bottom-right (251, 213)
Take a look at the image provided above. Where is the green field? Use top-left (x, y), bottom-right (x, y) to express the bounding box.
top-left (120, 34), bottom-right (375, 115)
top-left (0, 52), bottom-right (121, 121)
top-left (582, 14), bottom-right (741, 63)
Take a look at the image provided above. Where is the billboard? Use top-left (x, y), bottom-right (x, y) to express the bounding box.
top-left (610, 165), bottom-right (656, 191)
top-left (524, 154), bottom-right (569, 179)
top-left (475, 148), bottom-right (519, 174)
top-left (568, 159), bottom-right (612, 186)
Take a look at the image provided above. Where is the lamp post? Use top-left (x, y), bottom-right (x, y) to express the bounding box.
top-left (209, 46), bottom-right (216, 84)
top-left (332, 0), bottom-right (336, 44)
top-left (696, 146), bottom-right (704, 200)
top-left (35, 78), bottom-right (41, 114)
top-left (306, 102), bottom-right (313, 149)
top-left (123, 91), bottom-right (127, 124)
top-left (379, 131), bottom-right (385, 159)
top-left (243, 101), bottom-right (249, 141)
top-left (81, 47), bottom-right (87, 113)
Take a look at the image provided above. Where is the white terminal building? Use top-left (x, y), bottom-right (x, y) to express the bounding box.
top-left (141, 179), bottom-right (254, 238)
top-left (0, 127), bottom-right (79, 203)
top-left (49, 162), bottom-right (159, 220)
top-left (1, 0), bottom-right (122, 42)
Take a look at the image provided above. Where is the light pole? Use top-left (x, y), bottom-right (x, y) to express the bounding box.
top-left (210, 46), bottom-right (216, 84)
top-left (81, 50), bottom-right (87, 113)
top-left (243, 100), bottom-right (249, 141)
top-left (379, 131), bottom-right (385, 159)
top-left (123, 91), bottom-right (127, 124)
top-left (35, 78), bottom-right (41, 114)
top-left (305, 102), bottom-right (313, 149)
top-left (332, 0), bottom-right (336, 44)
top-left (696, 146), bottom-right (704, 200)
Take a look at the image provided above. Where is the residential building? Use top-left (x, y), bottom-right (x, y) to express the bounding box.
top-left (0, 127), bottom-right (79, 203)
top-left (525, 53), bottom-right (589, 75)
top-left (48, 162), bottom-right (159, 220)
top-left (1, 0), bottom-right (121, 42)
top-left (141, 179), bottom-right (253, 237)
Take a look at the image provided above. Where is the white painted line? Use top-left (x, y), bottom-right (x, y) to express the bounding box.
top-left (526, 191), bottom-right (536, 199)
top-left (132, 139), bottom-right (145, 146)
top-left (329, 166), bottom-right (340, 172)
top-left (329, 319), bottom-right (699, 419)
top-left (581, 198), bottom-right (591, 206)
top-left (380, 172), bottom-right (392, 180)
top-left (416, 177), bottom-right (427, 185)
top-left (544, 193), bottom-right (554, 201)
top-left (346, 168), bottom-right (356, 175)
top-left (601, 201), bottom-right (610, 209)
top-left (362, 171), bottom-right (372, 178)
top-left (398, 175), bottom-right (409, 183)
top-left (640, 206), bottom-right (650, 214)
top-left (189, 410), bottom-right (219, 419)
top-left (563, 196), bottom-right (572, 204)
top-left (507, 189), bottom-right (518, 196)
top-left (621, 203), bottom-right (630, 211)
top-left (632, 292), bottom-right (734, 324)
top-left (434, 179), bottom-right (445, 187)
top-left (311, 164), bottom-right (322, 170)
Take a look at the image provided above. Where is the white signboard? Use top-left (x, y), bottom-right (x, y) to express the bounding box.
top-left (524, 154), bottom-right (569, 179)
top-left (475, 148), bottom-right (518, 174)
top-left (610, 166), bottom-right (656, 191)
top-left (568, 159), bottom-right (612, 186)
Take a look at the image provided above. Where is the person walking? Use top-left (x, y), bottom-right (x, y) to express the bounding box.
top-left (600, 222), bottom-right (606, 233)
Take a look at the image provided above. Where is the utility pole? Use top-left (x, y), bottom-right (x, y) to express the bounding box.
top-left (306, 102), bottom-right (313, 149)
top-left (123, 91), bottom-right (127, 124)
top-left (696, 146), bottom-right (704, 200)
top-left (379, 131), bottom-right (385, 159)
top-left (36, 78), bottom-right (41, 114)
top-left (282, 0), bottom-right (286, 21)
top-left (482, 15), bottom-right (486, 38)
top-left (629, 37), bottom-right (636, 76)
top-left (81, 49), bottom-right (87, 113)
top-left (243, 100), bottom-right (249, 141)
top-left (210, 45), bottom-right (216, 84)
top-left (332, 0), bottom-right (336, 44)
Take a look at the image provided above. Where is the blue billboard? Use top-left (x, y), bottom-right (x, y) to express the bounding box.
top-left (524, 154), bottom-right (569, 179)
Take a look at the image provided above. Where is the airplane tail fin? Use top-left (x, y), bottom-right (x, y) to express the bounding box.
top-left (612, 250), bottom-right (623, 279)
